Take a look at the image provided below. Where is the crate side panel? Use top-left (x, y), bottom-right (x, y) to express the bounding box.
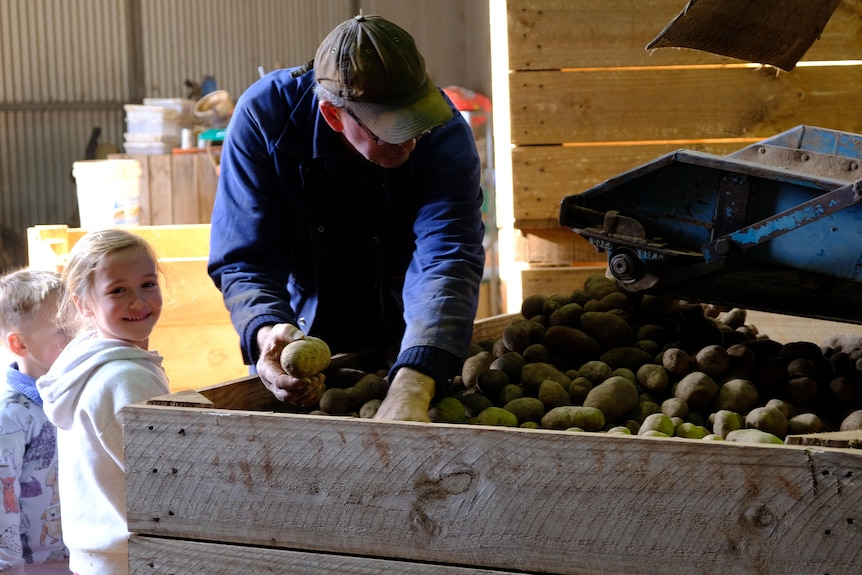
top-left (129, 534), bottom-right (523, 575)
top-left (124, 405), bottom-right (862, 575)
top-left (506, 0), bottom-right (862, 70)
top-left (509, 67), bottom-right (862, 146)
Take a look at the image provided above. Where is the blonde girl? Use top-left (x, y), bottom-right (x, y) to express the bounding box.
top-left (38, 229), bottom-right (170, 575)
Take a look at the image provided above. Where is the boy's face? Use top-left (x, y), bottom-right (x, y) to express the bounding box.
top-left (17, 294), bottom-right (70, 378)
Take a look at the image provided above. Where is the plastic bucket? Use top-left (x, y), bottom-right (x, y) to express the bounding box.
top-left (72, 159), bottom-right (142, 228)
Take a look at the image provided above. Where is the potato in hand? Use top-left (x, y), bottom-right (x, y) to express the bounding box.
top-left (280, 337), bottom-right (332, 378)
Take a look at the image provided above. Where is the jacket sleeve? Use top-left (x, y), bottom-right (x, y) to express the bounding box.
top-left (393, 111), bottom-right (486, 382)
top-left (207, 73), bottom-right (305, 364)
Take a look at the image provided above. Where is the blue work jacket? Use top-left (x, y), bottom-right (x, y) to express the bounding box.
top-left (207, 66), bottom-right (485, 384)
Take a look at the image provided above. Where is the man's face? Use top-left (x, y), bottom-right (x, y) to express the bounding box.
top-left (320, 101), bottom-right (419, 169)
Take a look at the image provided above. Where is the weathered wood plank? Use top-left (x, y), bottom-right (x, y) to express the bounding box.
top-left (170, 153), bottom-right (200, 224)
top-left (148, 322), bottom-right (246, 391)
top-left (522, 266), bottom-right (608, 298)
top-left (129, 535), bottom-right (522, 575)
top-left (512, 142), bottom-right (746, 222)
top-left (123, 405), bottom-right (862, 575)
top-left (509, 66), bottom-right (862, 146)
top-left (786, 430), bottom-right (862, 449)
top-left (145, 154), bottom-right (174, 225)
top-left (515, 226), bottom-right (606, 265)
top-left (507, 0), bottom-right (862, 70)
top-left (196, 153), bottom-right (219, 222)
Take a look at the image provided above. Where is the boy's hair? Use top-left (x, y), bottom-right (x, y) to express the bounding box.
top-left (59, 228), bottom-right (164, 336)
top-left (0, 268), bottom-right (64, 340)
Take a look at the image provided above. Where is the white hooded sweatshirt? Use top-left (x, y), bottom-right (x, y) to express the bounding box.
top-left (36, 332), bottom-right (169, 575)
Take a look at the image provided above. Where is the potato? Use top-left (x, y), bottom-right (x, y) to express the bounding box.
top-left (576, 361), bottom-right (613, 385)
top-left (541, 293), bottom-right (570, 317)
top-left (711, 409), bottom-right (742, 439)
top-left (538, 379), bottom-right (572, 410)
top-left (474, 406), bottom-right (519, 427)
top-left (456, 392), bottom-right (494, 418)
top-left (579, 311), bottom-right (634, 348)
top-left (520, 293), bottom-right (547, 319)
top-left (548, 302), bottom-right (585, 327)
top-left (715, 378), bottom-right (758, 413)
top-left (637, 363), bottom-right (670, 394)
top-left (429, 397), bottom-right (468, 424)
top-left (523, 343), bottom-right (550, 364)
top-left (745, 406), bottom-right (789, 438)
top-left (503, 397), bottom-right (545, 424)
top-left (673, 371), bottom-right (718, 409)
top-left (502, 320), bottom-right (532, 354)
top-left (725, 429), bottom-right (784, 444)
top-left (840, 409), bottom-right (862, 431)
top-left (461, 351), bottom-right (495, 391)
top-left (583, 275), bottom-right (620, 300)
top-left (661, 397), bottom-right (689, 418)
top-left (498, 384), bottom-right (525, 406)
top-left (318, 387), bottom-right (350, 415)
top-left (541, 405), bottom-right (605, 431)
top-left (520, 362), bottom-right (570, 392)
top-left (785, 376), bottom-right (818, 406)
top-left (346, 373), bottom-right (389, 410)
top-left (490, 352), bottom-right (525, 384)
top-left (628, 400), bottom-right (660, 424)
top-left (477, 369), bottom-right (510, 397)
top-left (675, 422), bottom-right (710, 439)
top-left (787, 412), bottom-right (822, 435)
top-left (569, 376), bottom-right (593, 404)
top-left (694, 345), bottom-right (730, 379)
top-left (280, 336), bottom-right (332, 378)
top-left (662, 347), bottom-right (693, 377)
top-left (358, 399), bottom-right (382, 419)
top-left (599, 347), bottom-right (654, 372)
top-left (583, 375), bottom-right (639, 423)
top-left (542, 325), bottom-right (602, 365)
top-left (638, 413), bottom-right (675, 436)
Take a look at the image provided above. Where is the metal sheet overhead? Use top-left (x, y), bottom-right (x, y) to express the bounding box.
top-left (646, 0), bottom-right (843, 71)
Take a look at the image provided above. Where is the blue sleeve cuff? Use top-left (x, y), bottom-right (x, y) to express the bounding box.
top-left (389, 345), bottom-right (462, 387)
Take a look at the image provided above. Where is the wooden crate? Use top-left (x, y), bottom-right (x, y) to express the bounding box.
top-left (27, 224), bottom-right (247, 391)
top-left (109, 151), bottom-right (219, 226)
top-left (502, 0), bottom-right (862, 297)
top-left (124, 313), bottom-right (862, 575)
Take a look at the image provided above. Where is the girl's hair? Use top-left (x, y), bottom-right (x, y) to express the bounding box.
top-left (59, 228), bottom-right (164, 336)
top-left (0, 268), bottom-right (64, 339)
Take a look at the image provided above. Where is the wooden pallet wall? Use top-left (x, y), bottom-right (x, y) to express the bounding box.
top-left (505, 0), bottom-right (862, 298)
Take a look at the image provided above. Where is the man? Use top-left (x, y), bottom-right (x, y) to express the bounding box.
top-left (207, 14), bottom-right (485, 422)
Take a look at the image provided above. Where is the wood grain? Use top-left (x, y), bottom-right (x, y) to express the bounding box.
top-left (129, 534), bottom-right (521, 575)
top-left (509, 66), bottom-right (862, 146)
top-left (507, 0), bottom-right (862, 70)
top-left (124, 404), bottom-right (862, 575)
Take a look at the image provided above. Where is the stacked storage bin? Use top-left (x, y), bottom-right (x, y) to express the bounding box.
top-left (123, 99), bottom-right (196, 154)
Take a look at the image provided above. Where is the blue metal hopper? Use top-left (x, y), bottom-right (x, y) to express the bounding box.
top-left (559, 125), bottom-right (862, 323)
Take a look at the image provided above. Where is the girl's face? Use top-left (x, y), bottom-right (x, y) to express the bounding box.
top-left (77, 246), bottom-right (162, 349)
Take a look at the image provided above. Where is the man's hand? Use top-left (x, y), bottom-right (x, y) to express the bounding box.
top-left (373, 367), bottom-right (434, 422)
top-left (256, 324), bottom-right (326, 407)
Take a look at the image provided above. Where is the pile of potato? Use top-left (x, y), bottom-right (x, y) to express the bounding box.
top-left (315, 273), bottom-right (862, 443)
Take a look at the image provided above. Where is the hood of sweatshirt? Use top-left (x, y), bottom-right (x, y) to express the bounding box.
top-left (37, 331), bottom-right (165, 429)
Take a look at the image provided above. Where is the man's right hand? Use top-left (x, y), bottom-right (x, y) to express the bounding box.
top-left (256, 324), bottom-right (326, 407)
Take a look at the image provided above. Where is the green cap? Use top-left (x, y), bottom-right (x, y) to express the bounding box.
top-left (314, 15), bottom-right (453, 144)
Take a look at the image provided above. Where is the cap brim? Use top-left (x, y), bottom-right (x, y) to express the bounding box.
top-left (347, 74), bottom-right (453, 144)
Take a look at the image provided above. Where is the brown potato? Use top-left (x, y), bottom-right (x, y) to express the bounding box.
top-left (583, 375), bottom-right (639, 423)
top-left (280, 337), bottom-right (332, 378)
top-left (674, 371), bottom-right (718, 409)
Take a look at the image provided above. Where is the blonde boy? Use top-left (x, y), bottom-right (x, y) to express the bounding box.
top-left (0, 268), bottom-right (69, 567)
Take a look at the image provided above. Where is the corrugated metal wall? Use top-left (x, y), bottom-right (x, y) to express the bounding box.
top-left (0, 0), bottom-right (490, 269)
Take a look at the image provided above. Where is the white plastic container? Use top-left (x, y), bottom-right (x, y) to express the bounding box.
top-left (72, 159), bottom-right (142, 228)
